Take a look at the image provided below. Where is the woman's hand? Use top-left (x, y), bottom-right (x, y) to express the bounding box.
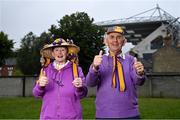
top-left (38, 71), bottom-right (48, 87)
top-left (72, 77), bottom-right (83, 88)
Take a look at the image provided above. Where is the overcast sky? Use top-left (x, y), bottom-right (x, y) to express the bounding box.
top-left (0, 0), bottom-right (180, 51)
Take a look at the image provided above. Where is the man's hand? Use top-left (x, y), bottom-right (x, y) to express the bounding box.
top-left (133, 57), bottom-right (145, 76)
top-left (92, 50), bottom-right (103, 71)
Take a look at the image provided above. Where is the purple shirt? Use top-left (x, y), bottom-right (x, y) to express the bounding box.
top-left (86, 54), bottom-right (146, 118)
top-left (33, 61), bottom-right (87, 119)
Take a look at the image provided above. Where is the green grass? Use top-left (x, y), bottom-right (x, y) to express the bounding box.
top-left (139, 98), bottom-right (180, 119)
top-left (0, 97), bottom-right (180, 119)
top-left (0, 97), bottom-right (41, 119)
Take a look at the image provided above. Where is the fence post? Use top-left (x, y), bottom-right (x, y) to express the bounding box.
top-left (149, 77), bottom-right (152, 97)
top-left (22, 76), bottom-right (26, 97)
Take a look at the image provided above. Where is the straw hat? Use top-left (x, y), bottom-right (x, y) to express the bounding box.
top-left (40, 38), bottom-right (80, 59)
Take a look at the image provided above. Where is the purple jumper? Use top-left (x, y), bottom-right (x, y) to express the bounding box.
top-left (33, 61), bottom-right (87, 119)
top-left (86, 54), bottom-right (146, 118)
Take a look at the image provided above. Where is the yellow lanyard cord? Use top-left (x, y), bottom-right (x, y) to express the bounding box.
top-left (72, 62), bottom-right (78, 78)
top-left (71, 58), bottom-right (78, 79)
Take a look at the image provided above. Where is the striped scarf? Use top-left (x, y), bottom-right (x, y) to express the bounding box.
top-left (109, 51), bottom-right (125, 92)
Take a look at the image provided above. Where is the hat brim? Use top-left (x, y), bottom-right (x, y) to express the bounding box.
top-left (40, 44), bottom-right (80, 59)
top-left (107, 31), bottom-right (124, 34)
top-left (106, 26), bottom-right (124, 34)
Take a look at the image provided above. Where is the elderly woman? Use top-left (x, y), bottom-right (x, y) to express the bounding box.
top-left (33, 38), bottom-right (87, 119)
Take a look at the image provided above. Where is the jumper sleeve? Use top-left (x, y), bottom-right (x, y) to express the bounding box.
top-left (130, 56), bottom-right (146, 86)
top-left (32, 68), bottom-right (47, 98)
top-left (86, 64), bottom-right (100, 87)
top-left (132, 69), bottom-right (146, 86)
top-left (75, 66), bottom-right (88, 99)
top-left (32, 83), bottom-right (45, 98)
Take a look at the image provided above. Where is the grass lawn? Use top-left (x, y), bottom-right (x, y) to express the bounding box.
top-left (0, 97), bottom-right (180, 119)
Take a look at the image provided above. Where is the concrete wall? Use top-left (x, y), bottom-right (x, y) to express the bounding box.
top-left (152, 46), bottom-right (180, 72)
top-left (138, 73), bottom-right (180, 98)
top-left (0, 76), bottom-right (37, 97)
top-left (0, 77), bottom-right (23, 97)
top-left (0, 73), bottom-right (180, 98)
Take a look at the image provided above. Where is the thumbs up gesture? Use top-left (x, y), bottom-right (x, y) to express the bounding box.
top-left (38, 70), bottom-right (48, 87)
top-left (92, 50), bottom-right (103, 71)
top-left (133, 57), bottom-right (145, 76)
top-left (72, 77), bottom-right (83, 88)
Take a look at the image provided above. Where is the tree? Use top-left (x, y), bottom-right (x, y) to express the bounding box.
top-left (0, 31), bottom-right (14, 66)
top-left (49, 12), bottom-right (105, 74)
top-left (16, 32), bottom-right (51, 75)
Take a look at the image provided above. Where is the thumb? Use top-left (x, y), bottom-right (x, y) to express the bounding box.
top-left (43, 70), bottom-right (46, 76)
top-left (74, 76), bottom-right (78, 80)
top-left (99, 50), bottom-right (103, 56)
top-left (134, 57), bottom-right (138, 63)
top-left (40, 69), bottom-right (46, 77)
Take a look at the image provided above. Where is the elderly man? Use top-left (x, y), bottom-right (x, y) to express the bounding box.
top-left (86, 26), bottom-right (146, 119)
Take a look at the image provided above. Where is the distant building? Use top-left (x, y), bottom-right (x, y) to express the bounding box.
top-left (152, 36), bottom-right (180, 72)
top-left (97, 5), bottom-right (180, 73)
top-left (0, 58), bottom-right (16, 76)
top-left (152, 46), bottom-right (180, 72)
